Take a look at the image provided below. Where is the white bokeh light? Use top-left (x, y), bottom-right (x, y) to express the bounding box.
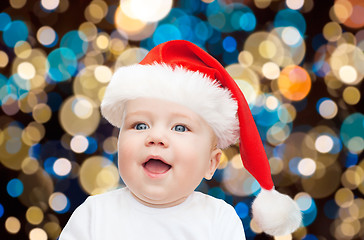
top-left (315, 135), bottom-right (334, 153)
top-left (120, 0), bottom-right (173, 22)
top-left (298, 158), bottom-right (316, 176)
top-left (41, 0), bottom-right (60, 10)
top-left (53, 158), bottom-right (72, 176)
top-left (286, 0), bottom-right (304, 10)
top-left (282, 27), bottom-right (302, 46)
top-left (70, 135), bottom-right (89, 153)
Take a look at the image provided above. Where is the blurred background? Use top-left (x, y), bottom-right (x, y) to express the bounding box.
top-left (0, 0), bottom-right (364, 239)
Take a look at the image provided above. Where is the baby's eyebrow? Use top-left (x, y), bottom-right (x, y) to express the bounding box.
top-left (124, 110), bottom-right (151, 118)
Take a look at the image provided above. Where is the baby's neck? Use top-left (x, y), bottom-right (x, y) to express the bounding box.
top-left (130, 191), bottom-right (189, 208)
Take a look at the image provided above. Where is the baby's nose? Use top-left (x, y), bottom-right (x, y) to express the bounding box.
top-left (145, 134), bottom-right (168, 148)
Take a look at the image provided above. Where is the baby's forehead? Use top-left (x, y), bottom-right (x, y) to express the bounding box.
top-left (124, 98), bottom-right (214, 129)
top-left (125, 98), bottom-right (201, 119)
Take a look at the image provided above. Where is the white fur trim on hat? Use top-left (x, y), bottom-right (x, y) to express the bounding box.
top-left (101, 63), bottom-right (239, 149)
top-left (252, 188), bottom-right (302, 236)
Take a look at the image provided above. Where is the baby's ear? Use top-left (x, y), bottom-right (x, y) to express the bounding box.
top-left (204, 148), bottom-right (222, 180)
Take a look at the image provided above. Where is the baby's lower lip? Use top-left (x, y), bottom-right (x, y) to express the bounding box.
top-left (143, 166), bottom-right (171, 178)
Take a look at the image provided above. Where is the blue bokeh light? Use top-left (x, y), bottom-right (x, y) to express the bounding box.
top-left (222, 36), bottom-right (237, 53)
top-left (0, 203), bottom-right (4, 218)
top-left (46, 47), bottom-right (78, 82)
top-left (345, 152), bottom-right (358, 167)
top-left (274, 9), bottom-right (306, 35)
top-left (208, 187), bottom-right (226, 200)
top-left (44, 157), bottom-right (57, 176)
top-left (3, 20), bottom-right (29, 48)
top-left (7, 178), bottom-right (24, 198)
top-left (60, 31), bottom-right (88, 59)
top-left (0, 12), bottom-right (11, 31)
top-left (85, 136), bottom-right (98, 154)
top-left (235, 202), bottom-right (249, 219)
top-left (240, 12), bottom-right (256, 31)
top-left (153, 24), bottom-right (182, 46)
top-left (303, 234), bottom-right (318, 240)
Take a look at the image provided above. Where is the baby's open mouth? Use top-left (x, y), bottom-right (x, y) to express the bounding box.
top-left (143, 159), bottom-right (172, 174)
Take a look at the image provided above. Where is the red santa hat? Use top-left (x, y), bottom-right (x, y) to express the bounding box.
top-left (101, 40), bottom-right (302, 236)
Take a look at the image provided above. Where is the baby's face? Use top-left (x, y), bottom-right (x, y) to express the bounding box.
top-left (117, 98), bottom-right (221, 208)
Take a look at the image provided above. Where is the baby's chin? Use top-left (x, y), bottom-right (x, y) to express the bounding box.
top-left (131, 191), bottom-right (189, 208)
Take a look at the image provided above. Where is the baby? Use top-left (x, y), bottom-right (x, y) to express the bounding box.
top-left (59, 40), bottom-right (301, 239)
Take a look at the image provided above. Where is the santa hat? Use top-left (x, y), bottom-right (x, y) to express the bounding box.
top-left (101, 40), bottom-right (302, 236)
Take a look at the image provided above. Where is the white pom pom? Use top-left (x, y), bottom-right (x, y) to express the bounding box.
top-left (252, 188), bottom-right (302, 236)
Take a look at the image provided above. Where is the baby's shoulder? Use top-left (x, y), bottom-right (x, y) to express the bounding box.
top-left (190, 191), bottom-right (234, 212)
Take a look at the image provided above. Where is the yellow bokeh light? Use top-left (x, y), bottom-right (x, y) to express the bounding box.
top-left (84, 0), bottom-right (108, 23)
top-left (5, 216), bottom-right (21, 234)
top-left (323, 21), bottom-right (342, 42)
top-left (26, 206), bottom-right (44, 225)
top-left (32, 103), bottom-right (52, 123)
top-left (343, 86), bottom-right (360, 105)
top-left (218, 151), bottom-right (228, 169)
top-left (231, 154), bottom-right (243, 169)
top-left (43, 222), bottom-right (62, 239)
top-left (238, 51), bottom-right (254, 67)
top-left (10, 0), bottom-right (27, 9)
top-left (259, 40), bottom-right (277, 59)
top-left (254, 0), bottom-right (272, 9)
top-left (79, 22), bottom-right (98, 42)
top-left (14, 41), bottom-right (32, 59)
top-left (269, 157), bottom-right (284, 175)
top-left (96, 34), bottom-right (110, 51)
top-left (0, 50), bottom-right (9, 68)
top-left (59, 95), bottom-right (100, 136)
top-left (21, 157), bottom-right (40, 175)
top-left (341, 166), bottom-right (364, 189)
top-left (79, 156), bottom-right (119, 195)
top-left (115, 47), bottom-right (149, 68)
top-left (73, 97), bottom-right (94, 119)
top-left (335, 188), bottom-right (354, 208)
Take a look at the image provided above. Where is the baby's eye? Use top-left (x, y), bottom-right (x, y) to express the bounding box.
top-left (172, 125), bottom-right (188, 132)
top-left (134, 123), bottom-right (149, 130)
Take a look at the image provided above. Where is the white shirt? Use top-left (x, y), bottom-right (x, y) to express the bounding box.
top-left (59, 188), bottom-right (246, 240)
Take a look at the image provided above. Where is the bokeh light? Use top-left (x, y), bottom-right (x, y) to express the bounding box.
top-left (278, 65), bottom-right (311, 101)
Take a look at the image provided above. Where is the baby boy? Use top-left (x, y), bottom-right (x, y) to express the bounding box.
top-left (59, 40), bottom-right (301, 239)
